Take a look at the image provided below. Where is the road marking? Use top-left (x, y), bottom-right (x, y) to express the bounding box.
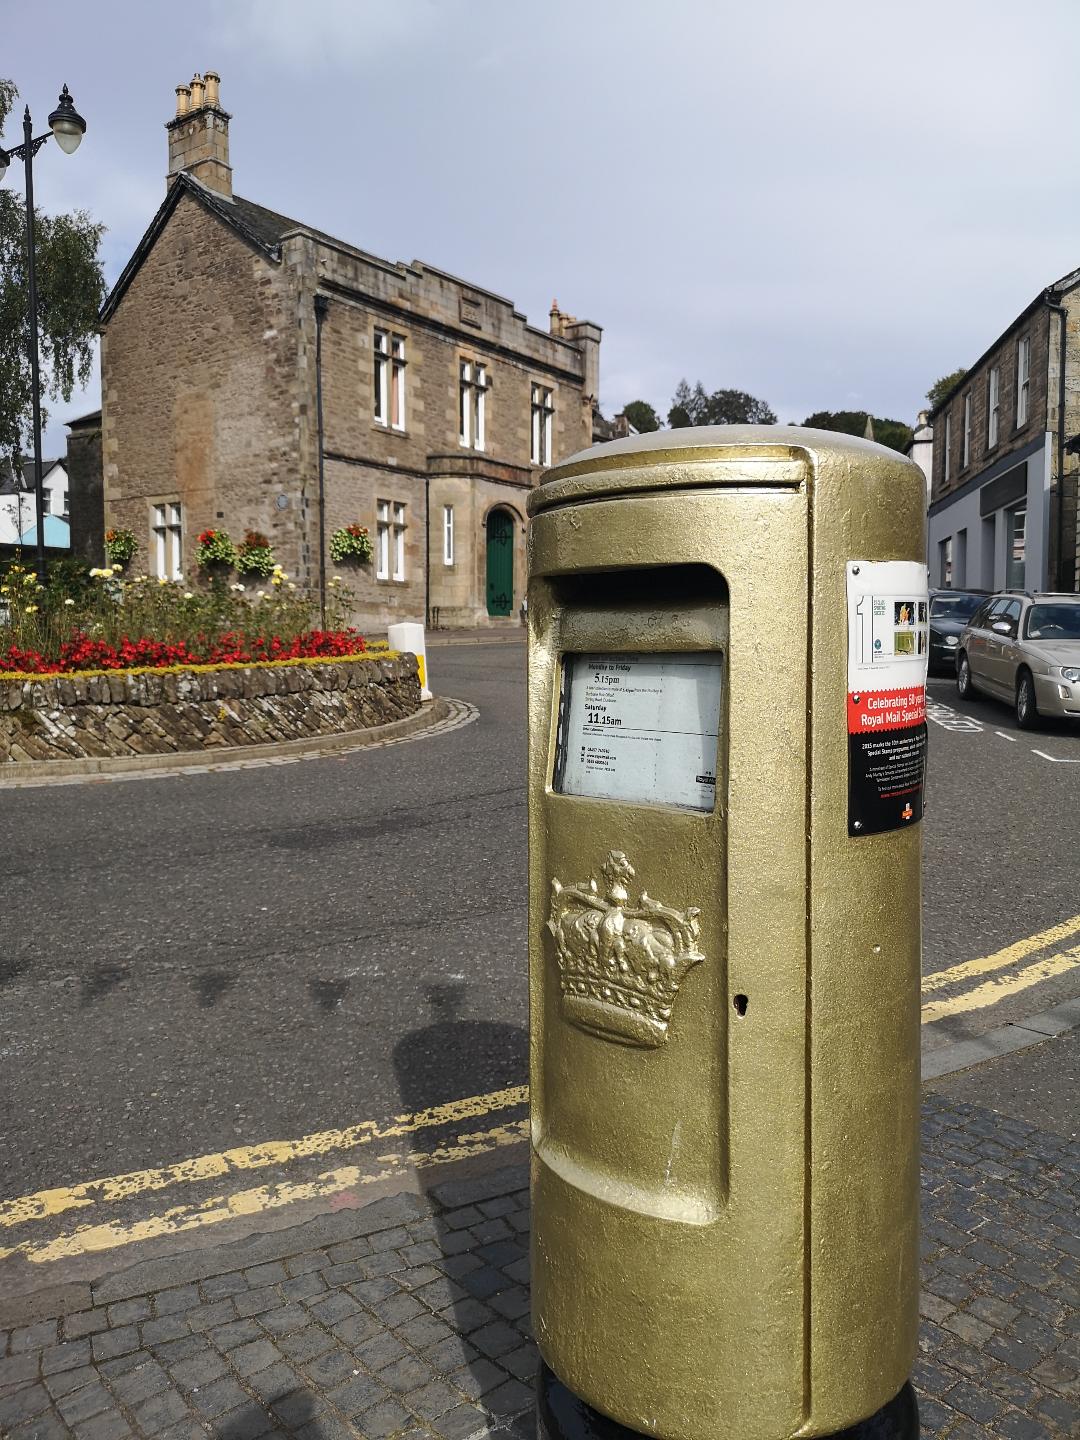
top-left (994, 730), bottom-right (1017, 742)
top-left (920, 912), bottom-right (1080, 995)
top-left (921, 945), bottom-right (1080, 1024)
top-left (926, 699), bottom-right (984, 733)
top-left (5, 914), bottom-right (1080, 1266)
top-left (0, 1085), bottom-right (527, 1230)
top-left (0, 1118), bottom-right (530, 1266)
top-left (1031, 749), bottom-right (1080, 763)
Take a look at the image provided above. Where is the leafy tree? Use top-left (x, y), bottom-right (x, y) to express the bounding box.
top-left (621, 399), bottom-right (661, 433)
top-left (668, 379), bottom-right (776, 428)
top-left (802, 410), bottom-right (913, 455)
top-left (668, 378), bottom-right (707, 428)
top-left (0, 79), bottom-right (106, 467)
top-left (926, 369), bottom-right (967, 410)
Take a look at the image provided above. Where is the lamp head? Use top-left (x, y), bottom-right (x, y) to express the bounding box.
top-left (48, 85), bottom-right (85, 155)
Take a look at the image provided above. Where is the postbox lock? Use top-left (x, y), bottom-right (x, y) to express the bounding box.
top-left (545, 849), bottom-right (704, 1049)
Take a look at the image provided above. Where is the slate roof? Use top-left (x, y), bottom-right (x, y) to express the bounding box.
top-left (101, 174), bottom-right (403, 323)
top-left (0, 459), bottom-right (62, 495)
top-left (927, 262), bottom-right (1080, 420)
top-left (100, 173), bottom-right (533, 324)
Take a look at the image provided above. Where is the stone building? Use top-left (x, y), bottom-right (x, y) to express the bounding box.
top-left (65, 409), bottom-right (105, 565)
top-left (927, 268), bottom-right (1080, 593)
top-left (100, 73), bottom-right (605, 629)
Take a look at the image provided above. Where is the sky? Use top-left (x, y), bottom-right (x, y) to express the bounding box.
top-left (6, 0), bottom-right (1080, 459)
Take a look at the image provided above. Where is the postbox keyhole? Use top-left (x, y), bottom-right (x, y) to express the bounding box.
top-left (733, 994), bottom-right (749, 1017)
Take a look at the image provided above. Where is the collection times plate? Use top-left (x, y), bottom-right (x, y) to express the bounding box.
top-left (554, 652), bottom-right (722, 812)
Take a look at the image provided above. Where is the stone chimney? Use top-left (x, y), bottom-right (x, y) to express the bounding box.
top-left (564, 319), bottom-right (602, 404)
top-left (166, 69), bottom-right (232, 199)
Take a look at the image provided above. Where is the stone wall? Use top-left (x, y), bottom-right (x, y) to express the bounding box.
top-left (930, 304), bottom-right (1051, 508)
top-left (0, 655), bottom-right (420, 764)
top-left (101, 191), bottom-right (306, 583)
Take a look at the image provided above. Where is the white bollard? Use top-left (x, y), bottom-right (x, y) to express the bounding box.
top-left (387, 621), bottom-right (432, 701)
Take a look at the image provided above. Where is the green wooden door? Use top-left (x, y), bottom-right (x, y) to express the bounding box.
top-left (486, 510), bottom-right (514, 616)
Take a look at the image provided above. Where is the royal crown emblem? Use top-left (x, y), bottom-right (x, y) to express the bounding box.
top-left (546, 850), bottom-right (705, 1048)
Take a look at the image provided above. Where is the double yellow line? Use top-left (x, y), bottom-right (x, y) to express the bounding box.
top-left (920, 912), bottom-right (1080, 1024)
top-left (3, 915), bottom-right (1078, 1267)
top-left (0, 1088), bottom-right (529, 1265)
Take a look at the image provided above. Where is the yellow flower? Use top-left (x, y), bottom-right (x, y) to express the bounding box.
top-left (25, 604), bottom-right (38, 614)
top-left (111, 563), bottom-right (123, 572)
top-left (287, 582), bottom-right (296, 591)
top-left (158, 576), bottom-right (167, 585)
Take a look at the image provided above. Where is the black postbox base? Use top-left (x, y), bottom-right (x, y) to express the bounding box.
top-left (537, 1362), bottom-right (919, 1440)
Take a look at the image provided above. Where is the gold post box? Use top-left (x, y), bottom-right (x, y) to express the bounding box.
top-left (527, 428), bottom-right (927, 1440)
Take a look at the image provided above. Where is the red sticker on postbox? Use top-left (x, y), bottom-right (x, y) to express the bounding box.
top-left (846, 562), bottom-right (929, 837)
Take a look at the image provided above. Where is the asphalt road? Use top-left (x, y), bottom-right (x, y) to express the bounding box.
top-left (2, 643), bottom-right (1079, 1209)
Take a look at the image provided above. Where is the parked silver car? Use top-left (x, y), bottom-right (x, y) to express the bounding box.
top-left (956, 592), bottom-right (1080, 728)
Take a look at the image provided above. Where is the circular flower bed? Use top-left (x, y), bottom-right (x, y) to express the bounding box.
top-left (0, 563), bottom-right (366, 680)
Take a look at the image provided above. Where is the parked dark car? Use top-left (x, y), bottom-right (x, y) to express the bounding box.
top-left (929, 589), bottom-right (989, 674)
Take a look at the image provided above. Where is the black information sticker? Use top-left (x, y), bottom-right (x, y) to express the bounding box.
top-left (846, 561), bottom-right (930, 837)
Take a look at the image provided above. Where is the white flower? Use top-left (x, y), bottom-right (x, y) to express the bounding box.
top-left (63, 598), bottom-right (75, 606)
top-left (287, 582), bottom-right (296, 591)
top-left (111, 563), bottom-right (123, 572)
top-left (183, 591), bottom-right (194, 600)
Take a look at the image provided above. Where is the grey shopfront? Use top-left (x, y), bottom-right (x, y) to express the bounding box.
top-left (927, 435), bottom-right (1051, 591)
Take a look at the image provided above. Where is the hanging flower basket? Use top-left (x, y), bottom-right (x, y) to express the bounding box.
top-left (104, 528), bottom-right (137, 568)
top-left (195, 528), bottom-right (238, 571)
top-left (236, 531), bottom-right (276, 579)
top-left (329, 523), bottom-right (373, 566)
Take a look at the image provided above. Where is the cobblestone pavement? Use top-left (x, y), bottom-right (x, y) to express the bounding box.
top-left (1, 1094), bottom-right (1076, 1440)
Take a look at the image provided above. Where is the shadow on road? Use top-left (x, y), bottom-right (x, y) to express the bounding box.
top-left (393, 980), bottom-right (530, 1420)
top-left (393, 980), bottom-right (526, 1109)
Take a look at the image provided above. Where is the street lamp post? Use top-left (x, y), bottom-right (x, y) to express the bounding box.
top-left (0, 85), bottom-right (86, 579)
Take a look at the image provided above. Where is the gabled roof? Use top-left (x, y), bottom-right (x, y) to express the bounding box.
top-left (100, 173), bottom-right (296, 323)
top-left (927, 263), bottom-right (1080, 421)
top-left (0, 459), bottom-right (63, 495)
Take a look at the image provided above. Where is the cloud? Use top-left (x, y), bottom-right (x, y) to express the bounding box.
top-left (212, 0), bottom-right (451, 69)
